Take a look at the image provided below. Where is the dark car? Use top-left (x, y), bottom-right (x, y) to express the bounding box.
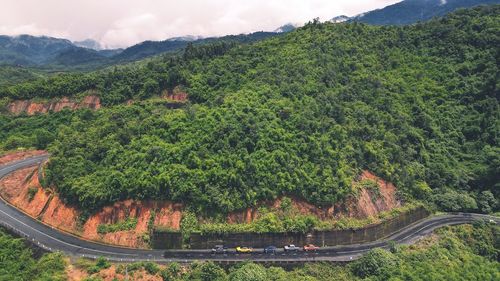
top-left (264, 245), bottom-right (277, 254)
top-left (211, 245), bottom-right (227, 254)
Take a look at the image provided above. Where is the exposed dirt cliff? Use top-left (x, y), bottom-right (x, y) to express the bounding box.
top-left (7, 95), bottom-right (101, 115)
top-left (227, 170), bottom-right (401, 223)
top-left (0, 151), bottom-right (400, 248)
top-left (0, 155), bottom-right (182, 248)
top-left (339, 170), bottom-right (401, 218)
top-left (0, 166), bottom-right (50, 217)
top-left (162, 87), bottom-right (188, 102)
top-left (82, 200), bottom-right (182, 248)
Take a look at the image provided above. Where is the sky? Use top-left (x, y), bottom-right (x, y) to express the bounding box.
top-left (0, 0), bottom-right (400, 48)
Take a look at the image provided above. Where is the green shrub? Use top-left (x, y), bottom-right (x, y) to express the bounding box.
top-left (351, 248), bottom-right (398, 278)
top-left (190, 261), bottom-right (227, 281)
top-left (229, 263), bottom-right (267, 281)
top-left (27, 186), bottom-right (38, 201)
top-left (433, 190), bottom-right (478, 212)
top-left (87, 257), bottom-right (111, 274)
top-left (97, 217), bottom-right (138, 234)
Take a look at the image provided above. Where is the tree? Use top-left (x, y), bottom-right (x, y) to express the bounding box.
top-left (476, 191), bottom-right (497, 214)
top-left (190, 261), bottom-right (227, 281)
top-left (229, 263), bottom-right (267, 281)
top-left (351, 248), bottom-right (398, 278)
top-left (140, 79), bottom-right (160, 99)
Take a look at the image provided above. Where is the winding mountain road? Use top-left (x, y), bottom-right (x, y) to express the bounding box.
top-left (0, 155), bottom-right (498, 263)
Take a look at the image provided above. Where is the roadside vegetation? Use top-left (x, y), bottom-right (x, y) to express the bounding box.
top-left (96, 217), bottom-right (138, 234)
top-left (47, 223), bottom-right (500, 280)
top-left (0, 228), bottom-right (67, 281)
top-left (164, 201), bottom-right (426, 237)
top-left (1, 6), bottom-right (498, 218)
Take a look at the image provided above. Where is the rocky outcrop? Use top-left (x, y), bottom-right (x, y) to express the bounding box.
top-left (7, 95), bottom-right (101, 115)
top-left (340, 170), bottom-right (401, 218)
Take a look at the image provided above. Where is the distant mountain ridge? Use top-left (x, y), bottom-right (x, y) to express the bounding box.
top-left (0, 31), bottom-right (280, 71)
top-left (351, 0), bottom-right (500, 25)
top-left (1, 0), bottom-right (499, 71)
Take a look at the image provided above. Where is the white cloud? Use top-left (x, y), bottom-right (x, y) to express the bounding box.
top-left (0, 23), bottom-right (69, 39)
top-left (0, 0), bottom-right (400, 48)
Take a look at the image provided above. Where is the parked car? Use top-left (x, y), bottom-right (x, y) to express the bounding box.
top-left (211, 245), bottom-right (227, 254)
top-left (284, 244), bottom-right (300, 252)
top-left (264, 245), bottom-right (277, 254)
top-left (236, 246), bottom-right (253, 253)
top-left (303, 244), bottom-right (319, 251)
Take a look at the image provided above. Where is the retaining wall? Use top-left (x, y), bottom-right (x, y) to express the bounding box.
top-left (152, 206), bottom-right (430, 249)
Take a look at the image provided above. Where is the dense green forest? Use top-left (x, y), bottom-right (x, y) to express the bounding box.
top-left (0, 229), bottom-right (67, 281)
top-left (0, 6), bottom-right (498, 215)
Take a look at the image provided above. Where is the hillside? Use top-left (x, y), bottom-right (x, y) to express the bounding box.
top-left (0, 31), bottom-right (281, 73)
top-left (0, 6), bottom-right (498, 216)
top-left (353, 0), bottom-right (500, 25)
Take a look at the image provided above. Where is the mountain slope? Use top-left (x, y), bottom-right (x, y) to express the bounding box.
top-left (0, 31), bottom-right (281, 71)
top-left (110, 31), bottom-right (279, 63)
top-left (353, 0), bottom-right (500, 25)
top-left (0, 35), bottom-right (75, 65)
top-left (1, 6), bottom-right (498, 214)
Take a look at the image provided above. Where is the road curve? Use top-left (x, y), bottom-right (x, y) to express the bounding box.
top-left (0, 155), bottom-right (498, 263)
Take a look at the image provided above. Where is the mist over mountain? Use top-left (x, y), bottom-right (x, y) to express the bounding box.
top-left (352, 0), bottom-right (500, 25)
top-left (1, 0), bottom-right (499, 71)
top-left (73, 39), bottom-right (103, 50)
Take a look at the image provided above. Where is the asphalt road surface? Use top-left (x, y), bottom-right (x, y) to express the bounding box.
top-left (0, 155), bottom-right (498, 263)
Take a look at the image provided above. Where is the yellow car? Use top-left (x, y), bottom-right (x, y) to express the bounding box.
top-left (236, 246), bottom-right (253, 253)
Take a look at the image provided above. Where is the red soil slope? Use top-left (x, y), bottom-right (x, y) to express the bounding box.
top-left (7, 95), bottom-right (101, 115)
top-left (228, 170), bottom-right (401, 223)
top-left (0, 151), bottom-right (400, 248)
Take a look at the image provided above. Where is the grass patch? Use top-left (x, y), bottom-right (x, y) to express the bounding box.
top-left (97, 217), bottom-right (137, 234)
top-left (27, 186), bottom-right (38, 201)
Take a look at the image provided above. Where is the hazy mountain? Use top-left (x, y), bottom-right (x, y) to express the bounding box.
top-left (0, 35), bottom-right (75, 65)
top-left (330, 15), bottom-right (350, 23)
top-left (110, 31), bottom-right (280, 63)
top-left (73, 39), bottom-right (103, 50)
top-left (166, 35), bottom-right (204, 42)
top-left (0, 31), bottom-right (281, 71)
top-left (274, 23), bottom-right (300, 33)
top-left (353, 0), bottom-right (500, 25)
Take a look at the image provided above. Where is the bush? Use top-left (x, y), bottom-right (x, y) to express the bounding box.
top-left (87, 257), bottom-right (111, 274)
top-left (432, 190), bottom-right (478, 212)
top-left (160, 262), bottom-right (182, 281)
top-left (27, 186), bottom-right (38, 201)
top-left (351, 248), bottom-right (398, 278)
top-left (476, 191), bottom-right (497, 213)
top-left (190, 261), bottom-right (227, 281)
top-left (229, 263), bottom-right (267, 281)
top-left (97, 217), bottom-right (138, 234)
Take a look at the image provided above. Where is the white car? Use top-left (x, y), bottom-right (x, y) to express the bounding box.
top-left (284, 244), bottom-right (300, 252)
